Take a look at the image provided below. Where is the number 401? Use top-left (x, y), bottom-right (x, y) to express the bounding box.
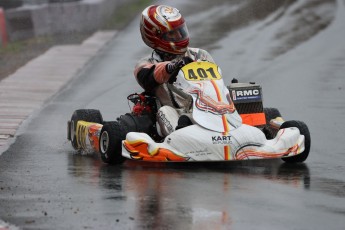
top-left (187, 67), bottom-right (219, 80)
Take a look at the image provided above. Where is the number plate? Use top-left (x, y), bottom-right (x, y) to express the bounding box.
top-left (181, 62), bottom-right (222, 81)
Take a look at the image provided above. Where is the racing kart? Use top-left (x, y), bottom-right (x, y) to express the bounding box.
top-left (67, 62), bottom-right (311, 164)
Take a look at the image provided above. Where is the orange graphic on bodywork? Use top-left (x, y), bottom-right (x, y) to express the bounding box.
top-left (88, 124), bottom-right (102, 152)
top-left (235, 144), bottom-right (299, 160)
top-left (123, 140), bottom-right (188, 162)
top-left (190, 82), bottom-right (236, 115)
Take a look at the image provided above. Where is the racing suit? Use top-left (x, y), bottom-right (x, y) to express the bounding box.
top-left (134, 47), bottom-right (215, 137)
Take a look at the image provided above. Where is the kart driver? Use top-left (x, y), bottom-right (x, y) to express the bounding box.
top-left (134, 5), bottom-right (215, 137)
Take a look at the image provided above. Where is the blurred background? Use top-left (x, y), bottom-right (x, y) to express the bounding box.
top-left (0, 0), bottom-right (151, 80)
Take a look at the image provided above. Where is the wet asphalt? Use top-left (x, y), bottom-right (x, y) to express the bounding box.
top-left (1, 0), bottom-right (345, 229)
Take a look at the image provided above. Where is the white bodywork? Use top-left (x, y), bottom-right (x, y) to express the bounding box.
top-left (122, 62), bottom-right (305, 162)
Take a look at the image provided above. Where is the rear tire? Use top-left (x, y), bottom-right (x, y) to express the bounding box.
top-left (99, 121), bottom-right (126, 164)
top-left (263, 107), bottom-right (281, 139)
top-left (280, 120), bottom-right (311, 163)
top-left (69, 109), bottom-right (103, 150)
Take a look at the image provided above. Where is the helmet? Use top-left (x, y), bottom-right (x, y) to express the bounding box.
top-left (140, 5), bottom-right (189, 55)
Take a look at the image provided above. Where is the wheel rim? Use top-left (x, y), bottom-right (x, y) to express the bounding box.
top-left (100, 131), bottom-right (109, 154)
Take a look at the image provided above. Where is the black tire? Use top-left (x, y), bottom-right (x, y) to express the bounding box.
top-left (99, 121), bottom-right (126, 164)
top-left (264, 107), bottom-right (281, 124)
top-left (263, 107), bottom-right (282, 139)
top-left (280, 120), bottom-right (311, 163)
top-left (69, 109), bottom-right (103, 150)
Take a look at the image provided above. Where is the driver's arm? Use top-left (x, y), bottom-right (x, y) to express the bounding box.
top-left (134, 60), bottom-right (171, 92)
top-left (134, 57), bottom-right (191, 92)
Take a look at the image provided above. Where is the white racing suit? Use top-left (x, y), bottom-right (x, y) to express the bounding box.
top-left (134, 47), bottom-right (215, 137)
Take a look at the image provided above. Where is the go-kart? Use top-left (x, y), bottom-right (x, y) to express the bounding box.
top-left (67, 62), bottom-right (311, 164)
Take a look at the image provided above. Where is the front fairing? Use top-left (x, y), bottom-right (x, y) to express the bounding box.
top-left (174, 62), bottom-right (242, 132)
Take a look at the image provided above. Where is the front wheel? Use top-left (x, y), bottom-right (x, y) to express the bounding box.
top-left (280, 120), bottom-right (311, 163)
top-left (99, 121), bottom-right (126, 164)
top-left (69, 109), bottom-right (103, 150)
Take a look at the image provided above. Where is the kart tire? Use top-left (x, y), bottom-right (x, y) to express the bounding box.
top-left (263, 107), bottom-right (281, 139)
top-left (264, 107), bottom-right (281, 123)
top-left (69, 109), bottom-right (103, 150)
top-left (99, 121), bottom-right (126, 164)
top-left (280, 120), bottom-right (311, 163)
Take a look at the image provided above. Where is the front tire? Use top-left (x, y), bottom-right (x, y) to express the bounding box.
top-left (280, 120), bottom-right (311, 163)
top-left (99, 121), bottom-right (126, 164)
top-left (69, 109), bottom-right (103, 150)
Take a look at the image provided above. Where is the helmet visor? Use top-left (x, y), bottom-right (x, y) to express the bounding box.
top-left (161, 23), bottom-right (189, 42)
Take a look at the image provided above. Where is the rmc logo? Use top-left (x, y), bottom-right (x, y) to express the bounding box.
top-left (236, 89), bottom-right (260, 97)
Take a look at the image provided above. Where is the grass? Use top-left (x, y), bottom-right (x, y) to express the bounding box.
top-left (0, 41), bottom-right (25, 54)
top-left (0, 34), bottom-right (88, 80)
top-left (0, 36), bottom-right (53, 54)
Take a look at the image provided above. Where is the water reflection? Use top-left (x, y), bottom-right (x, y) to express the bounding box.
top-left (121, 160), bottom-right (310, 229)
top-left (67, 152), bottom-right (102, 184)
top-left (68, 155), bottom-right (312, 229)
top-left (121, 159), bottom-right (311, 188)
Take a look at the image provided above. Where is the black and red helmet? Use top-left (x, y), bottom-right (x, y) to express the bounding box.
top-left (140, 5), bottom-right (189, 55)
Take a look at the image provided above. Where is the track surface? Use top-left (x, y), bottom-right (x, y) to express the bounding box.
top-left (1, 0), bottom-right (345, 229)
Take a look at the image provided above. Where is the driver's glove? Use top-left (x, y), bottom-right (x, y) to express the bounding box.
top-left (166, 57), bottom-right (194, 83)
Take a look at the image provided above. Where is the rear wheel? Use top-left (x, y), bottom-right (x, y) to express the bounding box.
top-left (69, 109), bottom-right (103, 150)
top-left (280, 120), bottom-right (311, 163)
top-left (99, 121), bottom-right (126, 164)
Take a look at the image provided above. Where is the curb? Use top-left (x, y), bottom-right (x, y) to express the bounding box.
top-left (0, 30), bottom-right (117, 154)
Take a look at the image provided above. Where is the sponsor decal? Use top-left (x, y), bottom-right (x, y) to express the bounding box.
top-left (157, 110), bottom-right (174, 133)
top-left (186, 148), bottom-right (212, 157)
top-left (231, 89), bottom-right (261, 101)
top-left (212, 135), bottom-right (232, 144)
top-left (159, 6), bottom-right (180, 21)
top-left (76, 122), bottom-right (88, 149)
